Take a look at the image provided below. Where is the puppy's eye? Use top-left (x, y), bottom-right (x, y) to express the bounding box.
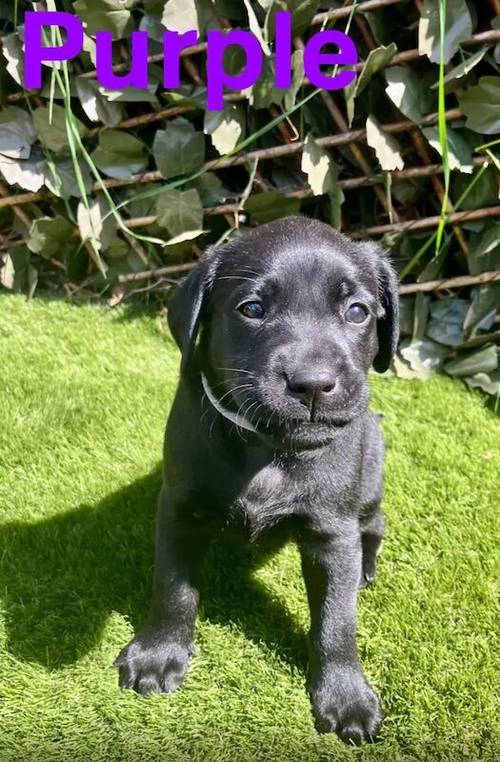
top-left (345, 303), bottom-right (369, 324)
top-left (238, 301), bottom-right (265, 319)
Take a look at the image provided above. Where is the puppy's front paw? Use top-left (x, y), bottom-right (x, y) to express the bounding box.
top-left (115, 630), bottom-right (194, 695)
top-left (311, 668), bottom-right (382, 745)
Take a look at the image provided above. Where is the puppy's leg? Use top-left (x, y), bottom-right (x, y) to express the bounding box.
top-left (360, 507), bottom-right (385, 588)
top-left (359, 416), bottom-right (385, 588)
top-left (299, 526), bottom-right (382, 745)
top-left (115, 486), bottom-right (218, 695)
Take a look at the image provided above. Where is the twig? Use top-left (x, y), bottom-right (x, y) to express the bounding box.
top-left (312, 0), bottom-right (404, 25)
top-left (85, 94), bottom-right (246, 139)
top-left (120, 157), bottom-right (487, 228)
top-left (118, 262), bottom-right (196, 283)
top-left (116, 259), bottom-right (500, 294)
top-left (117, 212), bottom-right (500, 285)
top-left (400, 270), bottom-right (500, 294)
top-left (352, 204), bottom-right (500, 237)
top-left (0, 181), bottom-right (33, 230)
top-left (92, 108), bottom-right (466, 192)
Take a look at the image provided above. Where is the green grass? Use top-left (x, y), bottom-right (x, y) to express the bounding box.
top-left (0, 293), bottom-right (498, 762)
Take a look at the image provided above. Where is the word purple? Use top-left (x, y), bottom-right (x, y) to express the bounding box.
top-left (24, 11), bottom-right (357, 111)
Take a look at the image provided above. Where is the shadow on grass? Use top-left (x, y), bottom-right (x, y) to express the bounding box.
top-left (0, 468), bottom-right (307, 672)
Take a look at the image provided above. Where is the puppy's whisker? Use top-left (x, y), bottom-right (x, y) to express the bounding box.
top-left (209, 376), bottom-right (253, 390)
top-left (240, 399), bottom-right (260, 423)
top-left (249, 402), bottom-right (266, 427)
top-left (200, 393), bottom-right (215, 425)
top-left (221, 266), bottom-right (260, 277)
top-left (246, 403), bottom-right (267, 430)
top-left (234, 394), bottom-right (256, 429)
top-left (215, 367), bottom-right (255, 376)
top-left (217, 383), bottom-right (254, 406)
top-left (216, 276), bottom-right (257, 283)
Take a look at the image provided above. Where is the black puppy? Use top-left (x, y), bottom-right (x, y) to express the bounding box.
top-left (116, 216), bottom-right (399, 745)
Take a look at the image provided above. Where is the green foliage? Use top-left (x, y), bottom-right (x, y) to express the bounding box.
top-left (0, 0), bottom-right (499, 393)
top-left (153, 118), bottom-right (206, 179)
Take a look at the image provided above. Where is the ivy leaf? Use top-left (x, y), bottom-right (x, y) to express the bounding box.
top-left (0, 254), bottom-right (15, 290)
top-left (101, 84), bottom-right (159, 104)
top-left (422, 126), bottom-right (473, 173)
top-left (385, 66), bottom-right (434, 123)
top-left (430, 46), bottom-right (488, 89)
top-left (75, 77), bottom-right (123, 127)
top-left (418, 0), bottom-right (473, 64)
top-left (1, 246), bottom-right (36, 294)
top-left (139, 11), bottom-right (165, 41)
top-left (77, 200), bottom-right (103, 252)
top-left (399, 296), bottom-right (415, 336)
top-left (33, 104), bottom-right (86, 155)
top-left (444, 345), bottom-right (498, 377)
top-left (267, 1), bottom-right (320, 37)
top-left (27, 216), bottom-right (75, 258)
top-left (248, 58), bottom-right (284, 109)
top-left (459, 77), bottom-right (500, 135)
top-left (328, 186), bottom-right (345, 231)
top-left (366, 114), bottom-right (404, 171)
top-left (161, 0), bottom-right (219, 36)
top-left (73, 0), bottom-right (135, 39)
top-left (398, 338), bottom-right (449, 380)
top-left (454, 165), bottom-right (498, 211)
top-left (284, 50), bottom-right (305, 111)
top-left (155, 188), bottom-right (204, 239)
top-left (244, 191), bottom-right (302, 224)
top-left (1, 32), bottom-right (24, 86)
top-left (425, 297), bottom-right (469, 347)
top-left (41, 157), bottom-right (93, 199)
top-left (103, 234), bottom-right (129, 259)
top-left (153, 118), bottom-right (205, 179)
top-left (464, 285), bottom-right (500, 337)
top-left (243, 0), bottom-right (271, 55)
top-left (91, 130), bottom-right (148, 180)
top-left (465, 370), bottom-right (500, 396)
top-left (468, 223), bottom-right (500, 275)
top-left (98, 65), bottom-right (162, 104)
top-left (0, 106), bottom-right (37, 159)
top-left (204, 103), bottom-right (246, 155)
top-left (345, 43), bottom-right (397, 126)
top-left (162, 0), bottom-right (200, 34)
top-left (0, 154), bottom-right (45, 192)
top-left (302, 134), bottom-right (339, 195)
top-left (188, 172), bottom-right (228, 205)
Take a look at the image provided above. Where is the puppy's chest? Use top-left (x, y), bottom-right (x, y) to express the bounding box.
top-left (231, 464), bottom-right (295, 537)
top-left (229, 456), bottom-right (354, 539)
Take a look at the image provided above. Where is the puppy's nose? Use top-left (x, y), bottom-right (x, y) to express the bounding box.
top-left (286, 369), bottom-right (336, 405)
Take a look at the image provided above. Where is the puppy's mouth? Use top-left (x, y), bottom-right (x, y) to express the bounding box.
top-left (269, 414), bottom-right (355, 448)
top-left (203, 372), bottom-right (367, 447)
top-left (254, 385), bottom-right (370, 442)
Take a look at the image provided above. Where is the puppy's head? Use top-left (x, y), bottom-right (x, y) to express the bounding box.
top-left (168, 217), bottom-right (399, 448)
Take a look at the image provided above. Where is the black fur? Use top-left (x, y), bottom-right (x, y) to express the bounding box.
top-left (115, 217), bottom-right (399, 745)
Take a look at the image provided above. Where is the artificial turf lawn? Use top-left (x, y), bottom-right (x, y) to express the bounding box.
top-left (0, 293), bottom-right (498, 762)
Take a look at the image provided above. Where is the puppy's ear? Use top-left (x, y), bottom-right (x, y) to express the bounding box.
top-left (167, 252), bottom-right (217, 374)
top-left (373, 252), bottom-right (400, 373)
